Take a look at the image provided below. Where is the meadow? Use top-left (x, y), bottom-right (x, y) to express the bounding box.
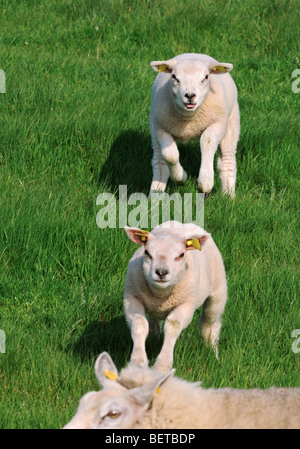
top-left (0, 0), bottom-right (299, 429)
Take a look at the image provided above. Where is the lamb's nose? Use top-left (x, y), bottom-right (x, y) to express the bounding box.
top-left (155, 268), bottom-right (169, 280)
top-left (185, 92), bottom-right (196, 102)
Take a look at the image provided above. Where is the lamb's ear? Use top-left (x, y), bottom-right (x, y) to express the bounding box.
top-left (94, 352), bottom-right (119, 387)
top-left (150, 58), bottom-right (177, 73)
top-left (130, 369), bottom-right (175, 407)
top-left (209, 62), bottom-right (233, 74)
top-left (125, 226), bottom-right (151, 245)
top-left (184, 233), bottom-right (210, 251)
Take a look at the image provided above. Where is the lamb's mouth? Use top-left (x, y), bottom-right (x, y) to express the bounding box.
top-left (154, 279), bottom-right (169, 285)
top-left (184, 103), bottom-right (196, 110)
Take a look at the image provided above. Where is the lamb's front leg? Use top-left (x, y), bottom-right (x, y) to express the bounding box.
top-left (158, 130), bottom-right (187, 186)
top-left (153, 303), bottom-right (194, 373)
top-left (198, 122), bottom-right (226, 194)
top-left (124, 296), bottom-right (149, 367)
top-left (149, 145), bottom-right (170, 195)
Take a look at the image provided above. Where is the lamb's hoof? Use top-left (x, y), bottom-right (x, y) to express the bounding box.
top-left (198, 180), bottom-right (213, 194)
top-left (170, 166), bottom-right (187, 186)
top-left (222, 188), bottom-right (236, 199)
top-left (148, 181), bottom-right (167, 198)
top-left (175, 172), bottom-right (187, 186)
top-left (175, 179), bottom-right (186, 186)
top-left (198, 185), bottom-right (213, 198)
top-left (174, 169), bottom-right (187, 185)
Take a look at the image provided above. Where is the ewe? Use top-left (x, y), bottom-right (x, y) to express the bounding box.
top-left (64, 352), bottom-right (300, 429)
top-left (149, 53), bottom-right (240, 198)
top-left (123, 221), bottom-right (227, 373)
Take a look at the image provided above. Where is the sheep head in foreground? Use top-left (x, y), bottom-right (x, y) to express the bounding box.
top-left (123, 221), bottom-right (227, 373)
top-left (64, 352), bottom-right (300, 429)
top-left (64, 352), bottom-right (174, 429)
top-left (149, 53), bottom-right (240, 197)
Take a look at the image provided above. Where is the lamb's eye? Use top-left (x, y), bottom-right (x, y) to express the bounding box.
top-left (107, 410), bottom-right (121, 419)
top-left (171, 74), bottom-right (180, 83)
top-left (202, 74), bottom-right (209, 82)
top-left (175, 252), bottom-right (185, 261)
top-left (145, 249), bottom-right (152, 259)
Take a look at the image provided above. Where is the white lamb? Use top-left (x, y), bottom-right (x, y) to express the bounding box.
top-left (64, 352), bottom-right (300, 429)
top-left (149, 53), bottom-right (240, 198)
top-left (123, 221), bottom-right (227, 373)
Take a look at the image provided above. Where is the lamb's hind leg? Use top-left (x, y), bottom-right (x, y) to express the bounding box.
top-left (218, 101), bottom-right (240, 198)
top-left (200, 287), bottom-right (227, 359)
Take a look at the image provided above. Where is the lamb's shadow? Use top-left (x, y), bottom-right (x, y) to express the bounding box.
top-left (99, 130), bottom-right (153, 194)
top-left (69, 317), bottom-right (164, 368)
top-left (98, 130), bottom-right (201, 194)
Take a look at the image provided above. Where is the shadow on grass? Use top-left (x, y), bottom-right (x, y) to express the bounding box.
top-left (69, 316), bottom-right (164, 370)
top-left (98, 130), bottom-right (152, 194)
top-left (98, 130), bottom-right (201, 194)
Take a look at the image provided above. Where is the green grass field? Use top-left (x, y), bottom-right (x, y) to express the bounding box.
top-left (0, 0), bottom-right (299, 429)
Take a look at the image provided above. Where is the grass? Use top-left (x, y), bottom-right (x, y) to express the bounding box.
top-left (0, 0), bottom-right (299, 429)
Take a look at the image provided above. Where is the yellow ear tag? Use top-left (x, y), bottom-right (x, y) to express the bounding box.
top-left (104, 370), bottom-right (117, 381)
top-left (134, 231), bottom-right (149, 242)
top-left (155, 387), bottom-right (161, 393)
top-left (186, 239), bottom-right (201, 251)
top-left (212, 65), bottom-right (227, 73)
top-left (158, 64), bottom-right (168, 73)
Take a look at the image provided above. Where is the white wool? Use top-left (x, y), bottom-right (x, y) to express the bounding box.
top-left (64, 352), bottom-right (300, 429)
top-left (123, 221), bottom-right (227, 373)
top-left (149, 53), bottom-right (240, 197)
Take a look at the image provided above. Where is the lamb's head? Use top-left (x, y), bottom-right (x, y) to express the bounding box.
top-left (151, 57), bottom-right (233, 114)
top-left (125, 225), bottom-right (209, 292)
top-left (63, 352), bottom-right (174, 429)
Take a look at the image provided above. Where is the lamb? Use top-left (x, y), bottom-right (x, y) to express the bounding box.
top-left (63, 351), bottom-right (300, 429)
top-left (149, 53), bottom-right (240, 198)
top-left (123, 221), bottom-right (227, 373)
